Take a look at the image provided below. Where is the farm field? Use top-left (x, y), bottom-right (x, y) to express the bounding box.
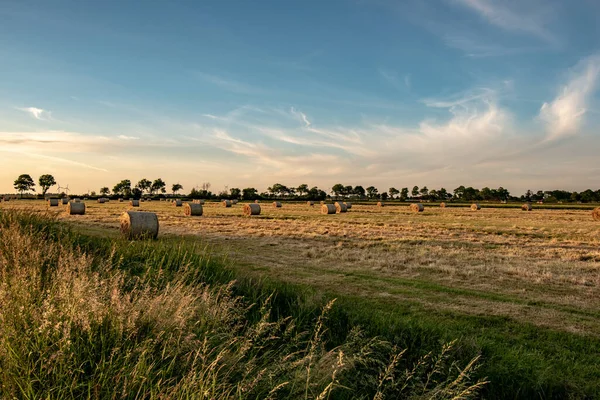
top-left (3, 199), bottom-right (600, 397)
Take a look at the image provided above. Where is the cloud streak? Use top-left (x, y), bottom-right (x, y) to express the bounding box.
top-left (539, 55), bottom-right (600, 140)
top-left (17, 107), bottom-right (52, 120)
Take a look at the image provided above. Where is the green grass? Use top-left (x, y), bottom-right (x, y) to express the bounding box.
top-left (0, 210), bottom-right (485, 399)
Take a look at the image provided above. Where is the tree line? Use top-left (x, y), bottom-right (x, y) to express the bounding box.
top-left (9, 174), bottom-right (600, 203)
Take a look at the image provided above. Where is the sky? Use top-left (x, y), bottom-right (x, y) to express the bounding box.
top-left (1, 0), bottom-right (599, 196)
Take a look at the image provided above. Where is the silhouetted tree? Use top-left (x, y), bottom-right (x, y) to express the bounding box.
top-left (38, 174), bottom-right (56, 196)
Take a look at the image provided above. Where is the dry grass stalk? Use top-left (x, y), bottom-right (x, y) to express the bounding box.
top-left (410, 203), bottom-right (424, 213)
top-left (120, 211), bottom-right (159, 240)
top-left (184, 202), bottom-right (203, 216)
top-left (321, 204), bottom-right (336, 214)
top-left (244, 203), bottom-right (261, 216)
top-left (471, 203), bottom-right (481, 211)
top-left (66, 201), bottom-right (85, 215)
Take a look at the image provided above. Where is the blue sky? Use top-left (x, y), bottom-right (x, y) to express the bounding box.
top-left (1, 0), bottom-right (599, 195)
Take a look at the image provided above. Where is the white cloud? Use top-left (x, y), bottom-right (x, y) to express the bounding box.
top-left (117, 135), bottom-right (139, 140)
top-left (290, 107), bottom-right (311, 127)
top-left (17, 107), bottom-right (51, 120)
top-left (539, 55), bottom-right (600, 140)
top-left (453, 0), bottom-right (557, 43)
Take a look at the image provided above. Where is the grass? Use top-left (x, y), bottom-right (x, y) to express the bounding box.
top-left (0, 209), bottom-right (485, 399)
top-left (2, 199), bottom-right (600, 398)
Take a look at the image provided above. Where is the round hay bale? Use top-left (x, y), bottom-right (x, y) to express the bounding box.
top-left (66, 201), bottom-right (85, 215)
top-left (307, 201), bottom-right (314, 206)
top-left (61, 198), bottom-right (69, 205)
top-left (173, 199), bottom-right (182, 207)
top-left (243, 203), bottom-right (261, 216)
top-left (193, 199), bottom-right (205, 205)
top-left (471, 203), bottom-right (481, 211)
top-left (130, 200), bottom-right (140, 207)
top-left (321, 204), bottom-right (336, 214)
top-left (120, 211), bottom-right (159, 240)
top-left (48, 198), bottom-right (59, 207)
top-left (273, 201), bottom-right (282, 208)
top-left (522, 203), bottom-right (533, 211)
top-left (320, 201), bottom-right (325, 205)
top-left (119, 198), bottom-right (124, 202)
top-left (592, 207), bottom-right (600, 221)
top-left (74, 198), bottom-right (81, 203)
top-left (97, 198), bottom-right (106, 204)
top-left (184, 202), bottom-right (203, 216)
top-left (232, 199), bottom-right (238, 204)
top-left (377, 202), bottom-right (384, 207)
top-left (410, 203), bottom-right (424, 212)
top-left (222, 200), bottom-right (232, 207)
top-left (345, 202), bottom-right (352, 209)
top-left (335, 201), bottom-right (347, 213)
top-left (440, 202), bottom-right (446, 208)
top-left (255, 200), bottom-right (260, 203)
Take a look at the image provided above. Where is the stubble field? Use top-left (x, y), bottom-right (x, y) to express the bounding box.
top-left (3, 199), bottom-right (600, 397)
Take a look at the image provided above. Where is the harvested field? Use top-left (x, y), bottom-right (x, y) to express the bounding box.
top-left (3, 199), bottom-right (600, 396)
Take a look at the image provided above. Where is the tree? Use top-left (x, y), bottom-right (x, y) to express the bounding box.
top-left (296, 184), bottom-right (309, 196)
top-left (380, 192), bottom-right (388, 201)
top-left (366, 186), bottom-right (378, 199)
top-left (99, 187), bottom-right (110, 196)
top-left (38, 174), bottom-right (56, 196)
top-left (151, 178), bottom-right (166, 195)
top-left (400, 188), bottom-right (409, 201)
top-left (14, 174), bottom-right (35, 197)
top-left (344, 186), bottom-right (353, 197)
top-left (136, 179), bottom-right (152, 194)
top-left (230, 187), bottom-right (241, 199)
top-left (172, 183), bottom-right (183, 195)
top-left (113, 179), bottom-right (132, 196)
top-left (331, 183), bottom-right (345, 198)
top-left (267, 183), bottom-right (288, 197)
top-left (242, 187), bottom-right (259, 200)
top-left (411, 186), bottom-right (419, 197)
top-left (353, 186), bottom-right (366, 198)
top-left (419, 186), bottom-right (429, 197)
top-left (388, 187), bottom-right (399, 199)
top-left (438, 188), bottom-right (448, 200)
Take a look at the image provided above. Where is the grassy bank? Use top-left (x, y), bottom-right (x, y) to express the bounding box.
top-left (0, 210), bottom-right (484, 399)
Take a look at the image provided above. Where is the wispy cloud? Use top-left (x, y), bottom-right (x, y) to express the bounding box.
top-left (16, 106), bottom-right (51, 120)
top-left (453, 0), bottom-right (557, 44)
top-left (117, 135), bottom-right (139, 140)
top-left (539, 55), bottom-right (600, 140)
top-left (378, 68), bottom-right (411, 91)
top-left (195, 72), bottom-right (267, 95)
top-left (290, 107), bottom-right (311, 127)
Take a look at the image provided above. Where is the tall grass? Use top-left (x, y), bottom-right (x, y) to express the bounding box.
top-left (0, 210), bottom-right (486, 399)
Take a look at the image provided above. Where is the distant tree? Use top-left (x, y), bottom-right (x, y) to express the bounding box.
top-left (480, 187), bottom-right (493, 200)
top-left (344, 185), bottom-right (353, 197)
top-left (230, 187), bottom-right (241, 199)
top-left (429, 189), bottom-right (438, 201)
top-left (267, 183), bottom-right (288, 197)
top-left (99, 187), bottom-right (110, 196)
top-left (388, 187), bottom-right (400, 199)
top-left (380, 192), bottom-right (388, 201)
top-left (242, 187), bottom-right (259, 200)
top-left (172, 183), bottom-right (183, 195)
top-left (366, 186), bottom-right (378, 199)
top-left (113, 179), bottom-right (132, 196)
top-left (438, 188), bottom-right (448, 200)
top-left (38, 174), bottom-right (56, 196)
top-left (151, 178), bottom-right (166, 195)
top-left (419, 186), bottom-right (429, 197)
top-left (411, 186), bottom-right (419, 197)
top-left (14, 174), bottom-right (35, 197)
top-left (453, 186), bottom-right (466, 200)
top-left (136, 179), bottom-right (152, 194)
top-left (296, 184), bottom-right (309, 196)
top-left (400, 188), bottom-right (409, 201)
top-left (90, 191), bottom-right (96, 197)
top-left (353, 186), bottom-right (366, 198)
top-left (331, 183), bottom-right (345, 198)
top-left (132, 188), bottom-right (142, 198)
